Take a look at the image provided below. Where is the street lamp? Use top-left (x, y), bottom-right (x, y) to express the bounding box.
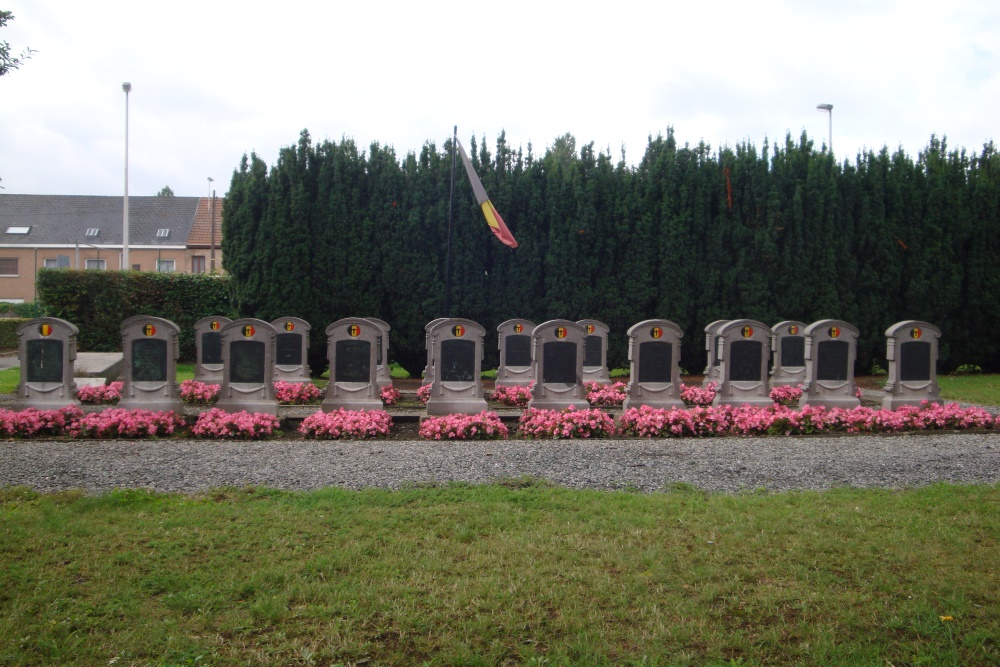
top-left (816, 103), bottom-right (833, 152)
top-left (207, 176), bottom-right (213, 198)
top-left (122, 82), bottom-right (132, 270)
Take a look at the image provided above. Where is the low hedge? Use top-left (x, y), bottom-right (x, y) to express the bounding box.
top-left (0, 318), bottom-right (29, 349)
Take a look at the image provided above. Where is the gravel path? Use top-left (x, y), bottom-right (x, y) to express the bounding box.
top-left (2, 432), bottom-right (998, 495)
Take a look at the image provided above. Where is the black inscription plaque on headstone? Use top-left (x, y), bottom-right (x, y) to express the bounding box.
top-left (729, 340), bottom-right (763, 382)
top-left (440, 339), bottom-right (475, 382)
top-left (781, 336), bottom-right (805, 367)
top-left (817, 340), bottom-right (849, 381)
top-left (276, 333), bottom-right (302, 366)
top-left (201, 332), bottom-right (222, 365)
top-left (543, 341), bottom-right (577, 384)
top-left (505, 335), bottom-right (531, 367)
top-left (583, 335), bottom-right (603, 367)
top-left (638, 341), bottom-right (672, 384)
top-left (230, 341), bottom-right (265, 384)
top-left (899, 341), bottom-right (932, 382)
top-left (26, 339), bottom-right (63, 383)
top-left (132, 339), bottom-right (167, 382)
top-left (335, 339), bottom-right (371, 383)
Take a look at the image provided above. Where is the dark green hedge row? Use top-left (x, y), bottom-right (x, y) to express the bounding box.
top-left (0, 318), bottom-right (29, 349)
top-left (35, 270), bottom-right (235, 360)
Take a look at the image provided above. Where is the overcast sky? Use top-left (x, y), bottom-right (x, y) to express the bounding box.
top-left (1, 0), bottom-right (997, 197)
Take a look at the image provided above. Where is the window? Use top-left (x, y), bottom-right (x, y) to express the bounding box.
top-left (132, 264), bottom-right (141, 271)
top-left (85, 228), bottom-right (99, 237)
top-left (192, 256), bottom-right (206, 274)
top-left (85, 259), bottom-right (106, 270)
top-left (0, 258), bottom-right (18, 275)
top-left (44, 258), bottom-right (59, 268)
top-left (157, 259), bottom-right (175, 273)
top-left (156, 229), bottom-right (170, 238)
top-left (5, 226), bottom-right (30, 234)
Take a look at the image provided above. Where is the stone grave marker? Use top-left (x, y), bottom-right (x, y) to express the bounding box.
top-left (216, 319), bottom-right (279, 415)
top-left (495, 319), bottom-right (536, 388)
top-left (623, 319), bottom-right (684, 410)
top-left (713, 319), bottom-right (773, 407)
top-left (322, 318), bottom-right (383, 412)
top-left (702, 319), bottom-right (730, 386)
top-left (421, 317), bottom-right (448, 386)
top-left (364, 317), bottom-right (392, 389)
top-left (798, 319), bottom-right (861, 409)
top-left (424, 319), bottom-right (488, 415)
top-left (13, 317), bottom-right (80, 409)
top-left (882, 320), bottom-right (942, 410)
top-left (528, 320), bottom-right (589, 411)
top-left (769, 320), bottom-right (808, 388)
top-left (270, 317), bottom-right (311, 383)
top-left (577, 319), bottom-right (611, 383)
top-left (118, 316), bottom-right (184, 413)
top-left (193, 316), bottom-right (231, 383)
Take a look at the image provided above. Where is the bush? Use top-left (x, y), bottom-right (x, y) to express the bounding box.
top-left (76, 381), bottom-right (124, 404)
top-left (36, 269), bottom-right (234, 359)
top-left (273, 381), bottom-right (323, 404)
top-left (0, 318), bottom-right (29, 349)
top-left (299, 409), bottom-right (393, 439)
top-left (70, 408), bottom-right (187, 438)
top-left (491, 382), bottom-right (533, 407)
top-left (585, 381), bottom-right (627, 406)
top-left (191, 408), bottom-right (280, 440)
top-left (180, 380), bottom-right (220, 404)
top-left (517, 406), bottom-right (617, 439)
top-left (419, 411), bottom-right (509, 440)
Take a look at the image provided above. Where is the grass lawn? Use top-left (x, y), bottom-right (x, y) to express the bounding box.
top-left (937, 373), bottom-right (1000, 406)
top-left (0, 482), bottom-right (997, 666)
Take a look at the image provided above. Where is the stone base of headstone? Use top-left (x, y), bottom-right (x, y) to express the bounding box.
top-left (582, 367), bottom-right (610, 384)
top-left (495, 372), bottom-right (533, 388)
top-left (769, 375), bottom-right (805, 389)
top-left (528, 384), bottom-right (590, 412)
top-left (323, 383), bottom-right (384, 412)
top-left (882, 390), bottom-right (942, 411)
top-left (119, 392), bottom-right (184, 414)
top-left (799, 394), bottom-right (860, 410)
top-left (623, 385), bottom-right (684, 411)
top-left (12, 383), bottom-right (80, 411)
top-left (426, 394), bottom-right (488, 416)
top-left (75, 377), bottom-right (106, 388)
top-left (217, 385), bottom-right (279, 416)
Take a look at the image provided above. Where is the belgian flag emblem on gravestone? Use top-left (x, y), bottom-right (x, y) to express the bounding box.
top-left (38, 323), bottom-right (52, 337)
top-left (143, 324), bottom-right (156, 337)
top-left (243, 325), bottom-right (256, 338)
top-left (555, 327), bottom-right (568, 339)
top-left (741, 326), bottom-right (754, 338)
top-left (586, 324), bottom-right (595, 334)
top-left (452, 325), bottom-right (465, 337)
top-left (513, 323), bottom-right (524, 333)
top-left (651, 326), bottom-right (663, 339)
top-left (911, 327), bottom-right (922, 339)
top-left (210, 321), bottom-right (221, 331)
top-left (788, 325), bottom-right (799, 335)
top-left (348, 324), bottom-right (361, 337)
top-left (284, 321), bottom-right (295, 332)
top-left (829, 326), bottom-right (841, 338)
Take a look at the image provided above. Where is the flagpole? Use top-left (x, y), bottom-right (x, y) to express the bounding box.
top-left (444, 125), bottom-right (457, 318)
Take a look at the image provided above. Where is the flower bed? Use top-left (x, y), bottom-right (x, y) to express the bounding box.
top-left (417, 384), bottom-right (432, 405)
top-left (180, 380), bottom-right (220, 405)
top-left (273, 381), bottom-right (324, 405)
top-left (518, 406), bottom-right (617, 439)
top-left (76, 381), bottom-right (123, 405)
top-left (71, 408), bottom-right (187, 439)
top-left (419, 411), bottom-right (509, 440)
top-left (191, 408), bottom-right (280, 440)
top-left (491, 382), bottom-right (533, 407)
top-left (680, 382), bottom-right (717, 407)
top-left (299, 409), bottom-right (393, 439)
top-left (585, 381), bottom-right (627, 407)
top-left (380, 386), bottom-right (402, 406)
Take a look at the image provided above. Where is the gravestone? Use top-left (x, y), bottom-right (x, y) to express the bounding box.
top-left (364, 317), bottom-right (392, 389)
top-left (216, 319), bottom-right (279, 415)
top-left (712, 320), bottom-right (773, 407)
top-left (118, 316), bottom-right (184, 413)
top-left (193, 316), bottom-right (231, 383)
top-left (424, 319), bottom-right (488, 415)
top-left (882, 321), bottom-right (942, 410)
top-left (528, 320), bottom-right (589, 411)
top-left (623, 319), bottom-right (684, 410)
top-left (577, 320), bottom-right (611, 383)
top-left (495, 319), bottom-right (536, 388)
top-left (769, 320), bottom-right (808, 388)
top-left (421, 318), bottom-right (448, 387)
top-left (702, 320), bottom-right (730, 386)
top-left (798, 319), bottom-right (861, 409)
top-left (322, 318), bottom-right (383, 411)
top-left (270, 317), bottom-right (311, 383)
top-left (12, 317), bottom-right (80, 409)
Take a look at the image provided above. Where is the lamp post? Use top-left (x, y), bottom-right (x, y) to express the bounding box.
top-left (816, 103), bottom-right (833, 152)
top-left (122, 82), bottom-right (132, 271)
top-left (208, 177), bottom-right (216, 272)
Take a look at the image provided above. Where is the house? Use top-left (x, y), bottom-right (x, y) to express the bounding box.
top-left (0, 194), bottom-right (224, 303)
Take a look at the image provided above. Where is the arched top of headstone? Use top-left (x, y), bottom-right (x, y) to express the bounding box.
top-left (718, 319), bottom-right (772, 341)
top-left (270, 317), bottom-right (311, 335)
top-left (704, 319), bottom-right (730, 334)
top-left (121, 315), bottom-right (180, 337)
top-left (497, 319), bottom-right (536, 335)
top-left (364, 317), bottom-right (391, 332)
top-left (428, 318), bottom-right (486, 339)
top-left (627, 319), bottom-right (683, 341)
top-left (194, 316), bottom-right (232, 331)
top-left (222, 318), bottom-right (277, 341)
top-left (17, 317), bottom-right (78, 337)
top-left (885, 320), bottom-right (940, 340)
top-left (771, 320), bottom-right (807, 337)
top-left (532, 319), bottom-right (586, 339)
top-left (803, 319), bottom-right (859, 340)
top-left (576, 319), bottom-right (609, 336)
top-left (325, 317), bottom-right (380, 338)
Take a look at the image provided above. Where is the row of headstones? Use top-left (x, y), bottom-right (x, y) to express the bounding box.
top-left (12, 316), bottom-right (394, 415)
top-left (700, 319), bottom-right (941, 410)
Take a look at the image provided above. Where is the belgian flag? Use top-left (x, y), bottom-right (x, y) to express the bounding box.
top-left (456, 139), bottom-right (518, 249)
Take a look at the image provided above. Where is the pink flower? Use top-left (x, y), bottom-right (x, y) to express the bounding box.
top-left (180, 380), bottom-right (221, 405)
top-left (417, 384), bottom-right (432, 405)
top-left (681, 382), bottom-right (717, 407)
top-left (491, 382), bottom-right (534, 407)
top-left (273, 381), bottom-right (324, 405)
top-left (191, 408), bottom-right (280, 440)
top-left (300, 409), bottom-right (393, 439)
top-left (76, 381), bottom-right (124, 405)
top-left (419, 411), bottom-right (509, 440)
top-left (380, 386), bottom-right (402, 406)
